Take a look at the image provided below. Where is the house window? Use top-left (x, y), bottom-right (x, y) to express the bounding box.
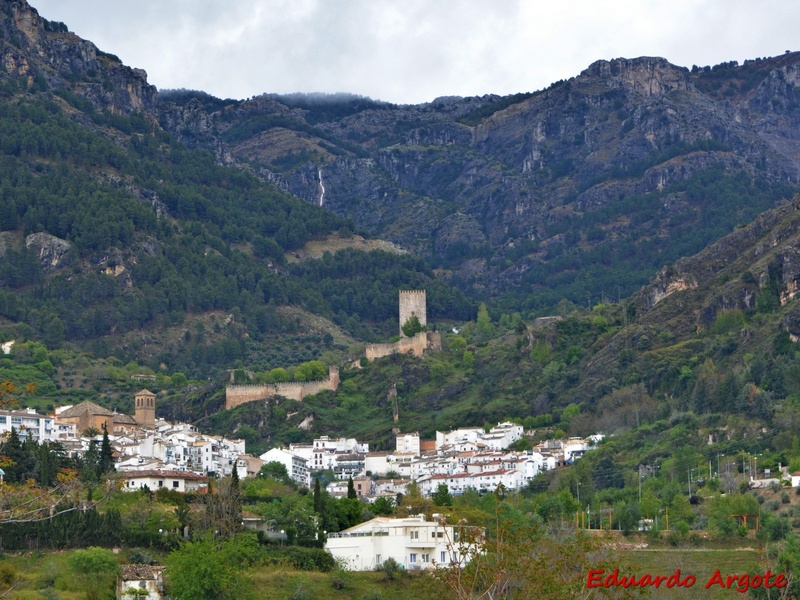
top-left (409, 553), bottom-right (417, 563)
top-left (173, 481), bottom-right (180, 488)
top-left (158, 480), bottom-right (163, 487)
top-left (410, 530), bottom-right (418, 540)
top-left (375, 554), bottom-right (382, 566)
top-left (422, 553), bottom-right (429, 563)
top-left (440, 551), bottom-right (447, 563)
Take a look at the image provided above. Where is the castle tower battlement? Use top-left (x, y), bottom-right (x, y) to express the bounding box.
top-left (399, 290), bottom-right (426, 336)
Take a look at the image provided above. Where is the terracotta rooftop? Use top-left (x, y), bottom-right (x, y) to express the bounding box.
top-left (122, 470), bottom-right (207, 480)
top-left (58, 401), bottom-right (115, 418)
top-left (113, 414), bottom-right (138, 424)
top-left (120, 564), bottom-right (164, 580)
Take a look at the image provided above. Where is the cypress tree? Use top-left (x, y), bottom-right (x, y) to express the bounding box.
top-left (313, 478), bottom-right (322, 513)
top-left (99, 425), bottom-right (114, 474)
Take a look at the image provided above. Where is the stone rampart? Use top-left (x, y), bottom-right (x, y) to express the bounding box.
top-left (365, 331), bottom-right (441, 362)
top-left (225, 367), bottom-right (340, 410)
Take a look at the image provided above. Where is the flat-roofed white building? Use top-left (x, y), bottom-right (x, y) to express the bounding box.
top-left (419, 468), bottom-right (524, 496)
top-left (0, 409), bottom-right (57, 442)
top-left (260, 447), bottom-right (310, 487)
top-left (326, 515), bottom-right (476, 571)
top-left (395, 432), bottom-right (420, 455)
top-left (121, 469), bottom-right (208, 493)
top-left (436, 427), bottom-right (483, 450)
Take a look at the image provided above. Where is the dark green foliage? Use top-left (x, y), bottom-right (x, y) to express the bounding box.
top-left (289, 248), bottom-right (475, 339)
top-left (0, 507), bottom-right (123, 550)
top-left (431, 483), bottom-right (453, 507)
top-left (458, 92), bottom-right (537, 126)
top-left (503, 167), bottom-right (795, 313)
top-left (401, 315), bottom-right (425, 337)
top-left (0, 91), bottom-right (474, 373)
top-left (98, 427), bottom-right (114, 474)
top-left (258, 461), bottom-right (293, 486)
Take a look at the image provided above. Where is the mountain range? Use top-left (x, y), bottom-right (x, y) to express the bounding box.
top-left (2, 0), bottom-right (800, 449)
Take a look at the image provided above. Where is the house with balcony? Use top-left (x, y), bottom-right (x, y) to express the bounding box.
top-left (0, 409), bottom-right (57, 442)
top-left (325, 515), bottom-right (477, 571)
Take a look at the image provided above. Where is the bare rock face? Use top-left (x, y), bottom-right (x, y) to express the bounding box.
top-left (580, 57), bottom-right (693, 97)
top-left (1, 0), bottom-right (157, 116)
top-left (25, 232), bottom-right (72, 272)
top-left (644, 268), bottom-right (699, 309)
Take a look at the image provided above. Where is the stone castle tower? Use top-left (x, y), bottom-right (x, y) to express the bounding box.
top-left (134, 389), bottom-right (156, 428)
top-left (399, 290), bottom-right (426, 336)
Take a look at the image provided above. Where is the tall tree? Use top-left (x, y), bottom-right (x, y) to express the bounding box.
top-left (98, 425), bottom-right (114, 474)
top-left (203, 475), bottom-right (242, 538)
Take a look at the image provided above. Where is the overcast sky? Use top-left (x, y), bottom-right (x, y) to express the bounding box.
top-left (30, 0), bottom-right (800, 105)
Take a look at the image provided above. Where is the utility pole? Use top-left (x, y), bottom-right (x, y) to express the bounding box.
top-left (638, 465), bottom-right (644, 501)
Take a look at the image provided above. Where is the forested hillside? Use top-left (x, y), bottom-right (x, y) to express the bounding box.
top-left (159, 54), bottom-right (800, 313)
top-left (0, 1), bottom-right (474, 378)
top-left (2, 0), bottom-right (800, 452)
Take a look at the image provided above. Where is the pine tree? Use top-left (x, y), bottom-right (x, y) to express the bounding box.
top-left (347, 476), bottom-right (357, 499)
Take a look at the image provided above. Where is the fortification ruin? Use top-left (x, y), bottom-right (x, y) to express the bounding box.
top-left (365, 330), bottom-right (442, 361)
top-left (364, 289), bottom-right (441, 363)
top-left (225, 366), bottom-right (340, 410)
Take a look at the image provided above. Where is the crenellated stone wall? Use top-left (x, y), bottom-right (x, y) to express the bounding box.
top-left (225, 366), bottom-right (340, 410)
top-left (365, 331), bottom-right (442, 362)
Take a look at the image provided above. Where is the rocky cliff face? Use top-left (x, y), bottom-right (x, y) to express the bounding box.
top-left (25, 232), bottom-right (72, 272)
top-left (5, 0), bottom-right (800, 309)
top-left (1, 0), bottom-right (157, 116)
top-left (170, 52), bottom-right (799, 304)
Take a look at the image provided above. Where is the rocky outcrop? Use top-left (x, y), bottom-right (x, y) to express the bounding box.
top-left (1, 0), bottom-right (157, 116)
top-left (580, 57), bottom-right (693, 97)
top-left (25, 232), bottom-right (72, 272)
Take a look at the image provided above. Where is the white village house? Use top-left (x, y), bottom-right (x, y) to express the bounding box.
top-left (325, 515), bottom-right (476, 571)
top-left (121, 469), bottom-right (208, 493)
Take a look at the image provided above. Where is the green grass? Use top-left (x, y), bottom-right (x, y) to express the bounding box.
top-left (622, 547), bottom-right (767, 599)
top-left (249, 568), bottom-right (446, 600)
top-left (0, 551), bottom-right (447, 600)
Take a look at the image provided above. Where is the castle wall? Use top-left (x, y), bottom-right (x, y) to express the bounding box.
top-left (365, 331), bottom-right (441, 362)
top-left (225, 367), bottom-right (340, 410)
top-left (399, 290), bottom-right (427, 336)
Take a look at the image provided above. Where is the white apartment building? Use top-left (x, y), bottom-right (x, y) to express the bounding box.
top-left (435, 427), bottom-right (483, 450)
top-left (326, 515), bottom-right (474, 571)
top-left (419, 468), bottom-right (524, 496)
top-left (309, 436), bottom-right (368, 471)
top-left (480, 422), bottom-right (524, 450)
top-left (395, 432), bottom-right (420, 455)
top-left (260, 447), bottom-right (310, 487)
top-left (436, 422), bottom-right (523, 452)
top-left (0, 409), bottom-right (58, 442)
